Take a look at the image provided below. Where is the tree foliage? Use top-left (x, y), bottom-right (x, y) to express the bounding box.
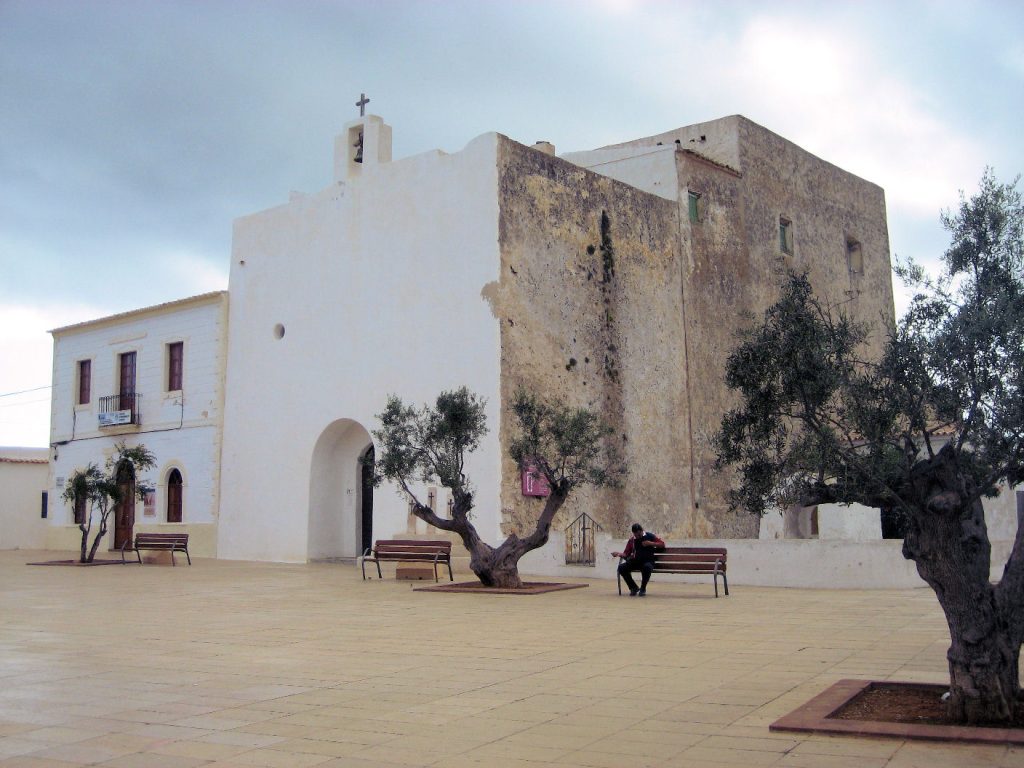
top-left (715, 170), bottom-right (1024, 724)
top-left (373, 387), bottom-right (623, 587)
top-left (61, 442), bottom-right (156, 563)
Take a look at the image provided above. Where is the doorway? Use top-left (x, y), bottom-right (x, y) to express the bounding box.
top-left (360, 445), bottom-right (374, 555)
top-left (113, 462), bottom-right (136, 549)
top-left (308, 419), bottom-right (374, 560)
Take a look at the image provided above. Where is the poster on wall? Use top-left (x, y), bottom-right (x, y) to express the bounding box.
top-left (143, 490), bottom-right (156, 518)
top-left (520, 457), bottom-right (550, 497)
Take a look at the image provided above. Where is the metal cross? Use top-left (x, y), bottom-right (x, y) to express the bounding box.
top-left (355, 92), bottom-right (370, 117)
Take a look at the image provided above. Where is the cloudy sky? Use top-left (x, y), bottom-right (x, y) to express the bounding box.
top-left (2, 0), bottom-right (1022, 447)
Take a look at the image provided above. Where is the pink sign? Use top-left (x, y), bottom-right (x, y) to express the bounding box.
top-left (521, 457), bottom-right (550, 497)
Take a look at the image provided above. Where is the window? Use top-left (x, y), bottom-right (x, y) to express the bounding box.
top-left (779, 217), bottom-right (794, 254)
top-left (119, 351), bottom-right (136, 409)
top-left (74, 494), bottom-right (87, 525)
top-left (688, 191), bottom-right (703, 223)
top-left (846, 237), bottom-right (863, 273)
top-left (167, 342), bottom-right (183, 391)
top-left (77, 359), bottom-right (91, 405)
top-left (167, 469), bottom-right (183, 523)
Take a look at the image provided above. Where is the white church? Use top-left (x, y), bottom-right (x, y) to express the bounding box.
top-left (38, 108), bottom-right (1022, 586)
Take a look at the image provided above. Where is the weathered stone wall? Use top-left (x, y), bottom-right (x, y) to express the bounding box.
top-left (488, 137), bottom-right (687, 540)
top-left (673, 152), bottom-right (756, 537)
top-left (734, 117), bottom-right (894, 363)
top-left (676, 118), bottom-right (895, 533)
top-left (489, 118), bottom-right (896, 543)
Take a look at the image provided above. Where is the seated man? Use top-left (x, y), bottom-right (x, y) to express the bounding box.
top-left (612, 523), bottom-right (665, 596)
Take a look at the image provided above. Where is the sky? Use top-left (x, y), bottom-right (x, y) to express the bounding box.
top-left (1, 0), bottom-right (1022, 448)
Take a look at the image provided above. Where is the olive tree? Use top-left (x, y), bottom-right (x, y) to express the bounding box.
top-left (373, 387), bottom-right (623, 588)
top-left (715, 171), bottom-right (1024, 724)
top-left (61, 442), bottom-right (156, 563)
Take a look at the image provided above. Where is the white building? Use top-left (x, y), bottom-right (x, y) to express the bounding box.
top-left (0, 447), bottom-right (48, 550)
top-left (47, 292), bottom-right (227, 557)
top-left (38, 111), bottom-right (1019, 585)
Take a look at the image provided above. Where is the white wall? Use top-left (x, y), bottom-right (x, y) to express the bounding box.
top-left (218, 125), bottom-right (504, 562)
top-left (0, 449), bottom-right (49, 549)
top-left (48, 294), bottom-right (227, 548)
top-left (560, 145), bottom-right (680, 202)
top-left (519, 532), bottom-right (1015, 589)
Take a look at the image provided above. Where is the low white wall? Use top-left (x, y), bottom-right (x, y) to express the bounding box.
top-left (518, 531), bottom-right (1016, 589)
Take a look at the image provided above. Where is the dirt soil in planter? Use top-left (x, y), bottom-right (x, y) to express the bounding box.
top-left (833, 683), bottom-right (1024, 728)
top-left (415, 581), bottom-right (588, 595)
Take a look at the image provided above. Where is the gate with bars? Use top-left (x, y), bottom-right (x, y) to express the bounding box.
top-left (564, 512), bottom-right (602, 566)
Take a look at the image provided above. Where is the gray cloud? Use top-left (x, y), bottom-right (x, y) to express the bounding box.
top-left (1, 0), bottom-right (1022, 444)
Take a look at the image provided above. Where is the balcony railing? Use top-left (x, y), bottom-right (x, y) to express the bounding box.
top-left (98, 393), bottom-right (141, 427)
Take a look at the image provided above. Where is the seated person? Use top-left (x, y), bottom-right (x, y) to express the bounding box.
top-left (612, 523), bottom-right (665, 596)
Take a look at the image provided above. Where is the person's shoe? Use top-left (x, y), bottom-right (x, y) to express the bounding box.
top-left (638, 590), bottom-right (646, 596)
top-left (629, 588), bottom-right (639, 596)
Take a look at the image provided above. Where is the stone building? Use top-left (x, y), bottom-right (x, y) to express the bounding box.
top-left (219, 112), bottom-right (893, 562)
top-left (44, 112), bottom-right (908, 566)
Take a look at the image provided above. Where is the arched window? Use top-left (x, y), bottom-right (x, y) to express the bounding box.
top-left (167, 469), bottom-right (183, 523)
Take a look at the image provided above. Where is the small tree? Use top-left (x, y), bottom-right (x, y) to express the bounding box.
top-left (374, 387), bottom-right (623, 588)
top-left (61, 442), bottom-right (156, 563)
top-left (714, 171), bottom-right (1023, 724)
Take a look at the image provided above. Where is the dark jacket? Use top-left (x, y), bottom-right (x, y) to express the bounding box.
top-left (621, 532), bottom-right (665, 564)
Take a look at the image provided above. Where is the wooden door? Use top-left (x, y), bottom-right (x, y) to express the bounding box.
top-left (119, 351), bottom-right (136, 415)
top-left (113, 466), bottom-right (135, 550)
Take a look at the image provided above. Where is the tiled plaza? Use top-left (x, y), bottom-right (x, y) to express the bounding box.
top-left (0, 550), bottom-right (1020, 767)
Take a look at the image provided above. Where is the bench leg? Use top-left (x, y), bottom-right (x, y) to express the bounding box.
top-left (170, 550), bottom-right (176, 566)
top-left (722, 571), bottom-right (729, 596)
top-left (136, 549), bottom-right (143, 565)
top-left (184, 549), bottom-right (191, 565)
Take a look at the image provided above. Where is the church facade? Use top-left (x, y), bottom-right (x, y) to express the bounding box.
top-left (45, 113), bottom-right (901, 563)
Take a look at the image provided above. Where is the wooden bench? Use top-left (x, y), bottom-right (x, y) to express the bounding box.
top-left (121, 533), bottom-right (191, 566)
top-left (362, 539), bottom-right (453, 582)
top-left (618, 547), bottom-right (728, 597)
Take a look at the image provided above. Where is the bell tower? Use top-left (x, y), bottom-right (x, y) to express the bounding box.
top-left (334, 93), bottom-right (392, 182)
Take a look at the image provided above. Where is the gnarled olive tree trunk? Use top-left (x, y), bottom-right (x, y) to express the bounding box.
top-left (411, 487), bottom-right (568, 589)
top-left (902, 448), bottom-right (1024, 724)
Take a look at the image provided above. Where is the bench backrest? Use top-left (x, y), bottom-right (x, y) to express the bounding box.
top-left (135, 533), bottom-right (189, 547)
top-left (652, 546), bottom-right (727, 573)
top-left (374, 540), bottom-right (452, 560)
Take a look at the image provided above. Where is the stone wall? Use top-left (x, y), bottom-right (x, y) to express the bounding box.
top-left (493, 117), bottom-right (896, 543)
top-left (491, 138), bottom-right (687, 540)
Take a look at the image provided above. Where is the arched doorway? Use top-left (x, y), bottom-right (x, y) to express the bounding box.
top-left (113, 462), bottom-right (136, 550)
top-left (308, 419), bottom-right (374, 560)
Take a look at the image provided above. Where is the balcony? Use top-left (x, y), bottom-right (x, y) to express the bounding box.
top-left (98, 393), bottom-right (141, 428)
